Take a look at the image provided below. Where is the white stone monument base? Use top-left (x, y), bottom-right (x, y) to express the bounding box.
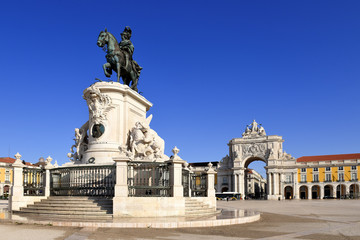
top-left (10, 195), bottom-right (47, 211)
top-left (113, 197), bottom-right (216, 218)
top-left (267, 195), bottom-right (282, 200)
top-left (113, 197), bottom-right (185, 217)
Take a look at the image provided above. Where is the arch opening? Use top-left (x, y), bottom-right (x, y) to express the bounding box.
top-left (244, 157), bottom-right (267, 200)
top-left (299, 185), bottom-right (308, 199)
top-left (349, 184), bottom-right (359, 199)
top-left (311, 185), bottom-right (320, 199)
top-left (324, 185), bottom-right (333, 198)
top-left (336, 184), bottom-right (346, 199)
top-left (284, 186), bottom-right (293, 199)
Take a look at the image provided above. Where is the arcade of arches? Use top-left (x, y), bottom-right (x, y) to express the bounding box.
top-left (217, 120), bottom-right (360, 200)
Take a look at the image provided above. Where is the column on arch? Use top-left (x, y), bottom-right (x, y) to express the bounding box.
top-left (332, 185), bottom-right (337, 198)
top-left (268, 172), bottom-right (272, 196)
top-left (279, 173), bottom-right (284, 197)
top-left (320, 185), bottom-right (324, 199)
top-left (239, 170), bottom-right (245, 198)
top-left (308, 185), bottom-right (312, 199)
top-left (346, 184), bottom-right (350, 197)
top-left (273, 172), bottom-right (279, 196)
top-left (234, 174), bottom-right (238, 193)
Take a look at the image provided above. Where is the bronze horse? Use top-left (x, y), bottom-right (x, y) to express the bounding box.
top-left (97, 29), bottom-right (139, 91)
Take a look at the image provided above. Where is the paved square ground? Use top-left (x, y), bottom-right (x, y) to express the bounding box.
top-left (1, 199), bottom-right (360, 240)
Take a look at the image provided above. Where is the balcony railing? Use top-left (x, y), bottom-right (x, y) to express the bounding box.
top-left (324, 179), bottom-right (332, 182)
top-left (299, 180), bottom-right (307, 183)
top-left (312, 180), bottom-right (319, 183)
top-left (350, 178), bottom-right (358, 182)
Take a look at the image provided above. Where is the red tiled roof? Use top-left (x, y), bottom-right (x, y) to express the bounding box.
top-left (0, 157), bottom-right (16, 164)
top-left (0, 157), bottom-right (33, 166)
top-left (297, 153), bottom-right (360, 163)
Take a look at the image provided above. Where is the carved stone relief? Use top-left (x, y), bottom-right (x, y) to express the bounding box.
top-left (83, 85), bottom-right (114, 124)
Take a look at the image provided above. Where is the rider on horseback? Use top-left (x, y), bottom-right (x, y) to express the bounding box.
top-left (119, 26), bottom-right (142, 77)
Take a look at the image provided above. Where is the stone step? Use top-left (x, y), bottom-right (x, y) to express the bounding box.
top-left (185, 210), bottom-right (221, 216)
top-left (185, 203), bottom-right (208, 207)
top-left (19, 209), bottom-right (109, 216)
top-left (16, 212), bottom-right (113, 220)
top-left (41, 198), bottom-right (112, 203)
top-left (19, 196), bottom-right (113, 218)
top-left (186, 206), bottom-right (211, 211)
top-left (47, 196), bottom-right (112, 200)
top-left (33, 201), bottom-right (112, 207)
top-left (32, 203), bottom-right (112, 210)
top-left (23, 206), bottom-right (105, 211)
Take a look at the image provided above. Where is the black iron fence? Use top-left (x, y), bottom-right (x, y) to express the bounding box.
top-left (23, 168), bottom-right (45, 196)
top-left (182, 168), bottom-right (190, 197)
top-left (128, 161), bottom-right (170, 197)
top-left (191, 172), bottom-right (207, 197)
top-left (50, 165), bottom-right (116, 197)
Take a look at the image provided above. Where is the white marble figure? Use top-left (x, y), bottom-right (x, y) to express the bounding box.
top-left (259, 126), bottom-right (266, 136)
top-left (129, 115), bottom-right (165, 161)
top-left (250, 120), bottom-right (258, 132)
top-left (242, 126), bottom-right (251, 137)
top-left (68, 121), bottom-right (89, 162)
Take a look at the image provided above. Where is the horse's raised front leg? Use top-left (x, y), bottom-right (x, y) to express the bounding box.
top-left (116, 62), bottom-right (121, 82)
top-left (103, 63), bottom-right (111, 78)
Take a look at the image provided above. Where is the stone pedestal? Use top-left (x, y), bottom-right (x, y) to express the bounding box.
top-left (10, 161), bottom-right (25, 211)
top-left (82, 82), bottom-right (152, 164)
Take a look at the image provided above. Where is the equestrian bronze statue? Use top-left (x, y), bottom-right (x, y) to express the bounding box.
top-left (97, 27), bottom-right (142, 92)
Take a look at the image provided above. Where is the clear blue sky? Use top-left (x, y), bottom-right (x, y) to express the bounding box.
top-left (1, 1), bottom-right (359, 177)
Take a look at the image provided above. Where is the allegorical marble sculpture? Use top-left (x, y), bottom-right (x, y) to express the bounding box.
top-left (128, 115), bottom-right (167, 161)
top-left (242, 120), bottom-right (266, 138)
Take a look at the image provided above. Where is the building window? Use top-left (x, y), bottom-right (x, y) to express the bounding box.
top-left (313, 174), bottom-right (319, 182)
top-left (352, 173), bottom-right (357, 181)
top-left (313, 167), bottom-right (318, 172)
top-left (325, 173), bottom-right (332, 182)
top-left (5, 169), bottom-right (9, 173)
top-left (351, 166), bottom-right (357, 170)
top-left (338, 166), bottom-right (344, 171)
top-left (326, 167), bottom-right (331, 171)
top-left (5, 174), bottom-right (10, 182)
top-left (223, 177), bottom-right (228, 183)
top-left (285, 175), bottom-right (292, 183)
top-left (301, 168), bottom-right (306, 172)
top-left (301, 175), bottom-right (306, 183)
top-left (338, 173), bottom-right (344, 181)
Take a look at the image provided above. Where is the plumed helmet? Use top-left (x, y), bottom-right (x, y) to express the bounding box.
top-left (121, 26), bottom-right (132, 39)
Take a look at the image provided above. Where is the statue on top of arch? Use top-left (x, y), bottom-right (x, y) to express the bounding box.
top-left (242, 120), bottom-right (266, 138)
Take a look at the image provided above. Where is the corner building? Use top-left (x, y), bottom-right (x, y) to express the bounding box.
top-left (296, 154), bottom-right (360, 199)
top-left (217, 120), bottom-right (360, 200)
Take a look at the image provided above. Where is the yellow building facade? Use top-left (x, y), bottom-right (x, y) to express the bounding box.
top-left (0, 158), bottom-right (14, 196)
top-left (294, 154), bottom-right (360, 199)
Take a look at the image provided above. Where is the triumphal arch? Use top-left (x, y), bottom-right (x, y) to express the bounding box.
top-left (217, 120), bottom-right (296, 200)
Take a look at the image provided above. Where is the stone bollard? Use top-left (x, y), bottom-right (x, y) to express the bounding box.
top-left (10, 153), bottom-right (25, 211)
top-left (112, 155), bottom-right (131, 217)
top-left (170, 147), bottom-right (185, 197)
top-left (44, 156), bottom-right (54, 197)
top-left (206, 162), bottom-right (216, 198)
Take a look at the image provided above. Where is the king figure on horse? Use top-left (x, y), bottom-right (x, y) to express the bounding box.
top-left (97, 26), bottom-right (142, 92)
